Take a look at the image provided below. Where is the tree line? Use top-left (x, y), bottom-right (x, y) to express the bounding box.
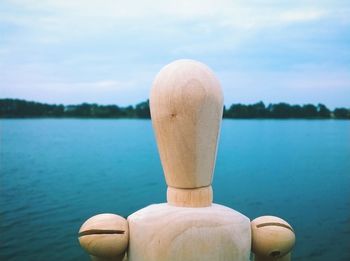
top-left (0, 99), bottom-right (349, 119)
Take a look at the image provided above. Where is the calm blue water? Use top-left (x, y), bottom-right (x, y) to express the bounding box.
top-left (1, 119), bottom-right (349, 261)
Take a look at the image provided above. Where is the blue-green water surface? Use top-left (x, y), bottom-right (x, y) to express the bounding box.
top-left (1, 119), bottom-right (349, 260)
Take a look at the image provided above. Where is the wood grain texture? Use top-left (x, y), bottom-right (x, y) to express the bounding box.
top-left (251, 216), bottom-right (295, 261)
top-left (127, 203), bottom-right (251, 261)
top-left (90, 254), bottom-right (127, 261)
top-left (150, 59), bottom-right (223, 189)
top-left (78, 214), bottom-right (129, 261)
top-left (167, 186), bottom-right (213, 207)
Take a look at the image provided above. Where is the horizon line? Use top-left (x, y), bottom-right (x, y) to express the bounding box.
top-left (1, 97), bottom-right (349, 110)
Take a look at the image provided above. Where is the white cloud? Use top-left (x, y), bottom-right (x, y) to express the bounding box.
top-left (1, 0), bottom-right (349, 107)
top-left (3, 0), bottom-right (335, 43)
top-left (0, 59), bottom-right (155, 105)
top-left (218, 66), bottom-right (350, 108)
top-left (280, 10), bottom-right (327, 23)
top-left (1, 0), bottom-right (344, 60)
top-left (0, 78), bottom-right (147, 105)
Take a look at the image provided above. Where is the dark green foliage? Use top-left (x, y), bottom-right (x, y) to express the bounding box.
top-left (268, 103), bottom-right (294, 118)
top-left (302, 104), bottom-right (318, 118)
top-left (223, 101), bottom-right (349, 119)
top-left (134, 100), bottom-right (150, 118)
top-left (0, 99), bottom-right (147, 119)
top-left (225, 102), bottom-right (267, 118)
top-left (334, 108), bottom-right (350, 119)
top-left (0, 98), bottom-right (349, 119)
top-left (0, 99), bottom-right (65, 118)
top-left (318, 104), bottom-right (331, 118)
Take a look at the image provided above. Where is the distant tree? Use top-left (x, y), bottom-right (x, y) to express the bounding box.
top-left (268, 103), bottom-right (293, 118)
top-left (105, 105), bottom-right (122, 118)
top-left (91, 105), bottom-right (119, 118)
top-left (334, 108), bottom-right (349, 119)
top-left (223, 105), bottom-right (228, 118)
top-left (301, 104), bottom-right (318, 118)
top-left (120, 105), bottom-right (135, 118)
top-left (1, 99), bottom-right (349, 120)
top-left (227, 104), bottom-right (249, 118)
top-left (0, 99), bottom-right (55, 117)
top-left (290, 105), bottom-right (303, 118)
top-left (317, 104), bottom-right (331, 118)
top-left (74, 103), bottom-right (92, 117)
top-left (0, 99), bottom-right (15, 117)
top-left (249, 102), bottom-right (266, 118)
top-left (224, 102), bottom-right (267, 118)
top-left (44, 104), bottom-right (64, 117)
top-left (135, 100), bottom-right (150, 118)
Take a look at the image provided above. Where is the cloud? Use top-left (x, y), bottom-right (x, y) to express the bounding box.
top-left (1, 1), bottom-right (344, 59)
top-left (218, 65), bottom-right (350, 108)
top-left (3, 1), bottom-right (336, 42)
top-left (1, 0), bottom-right (349, 107)
top-left (0, 59), bottom-right (155, 105)
top-left (280, 10), bottom-right (327, 23)
top-left (0, 78), bottom-right (149, 105)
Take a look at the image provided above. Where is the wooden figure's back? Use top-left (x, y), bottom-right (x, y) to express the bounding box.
top-left (127, 59), bottom-right (251, 261)
top-left (78, 59), bottom-right (295, 261)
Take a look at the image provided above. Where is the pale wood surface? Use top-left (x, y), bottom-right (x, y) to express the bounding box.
top-left (150, 59), bottom-right (223, 189)
top-left (78, 214), bottom-right (129, 261)
top-left (167, 185), bottom-right (213, 207)
top-left (127, 203), bottom-right (251, 261)
top-left (251, 216), bottom-right (295, 261)
top-left (90, 253), bottom-right (127, 261)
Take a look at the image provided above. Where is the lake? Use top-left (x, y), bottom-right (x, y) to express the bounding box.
top-left (1, 119), bottom-right (349, 261)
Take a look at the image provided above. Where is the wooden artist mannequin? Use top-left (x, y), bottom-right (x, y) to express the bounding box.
top-left (78, 59), bottom-right (295, 261)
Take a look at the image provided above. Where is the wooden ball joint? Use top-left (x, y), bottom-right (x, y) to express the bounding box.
top-left (251, 216), bottom-right (295, 261)
top-left (78, 214), bottom-right (128, 261)
top-left (77, 59), bottom-right (296, 261)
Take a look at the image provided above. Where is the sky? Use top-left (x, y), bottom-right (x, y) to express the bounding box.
top-left (0, 0), bottom-right (349, 108)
